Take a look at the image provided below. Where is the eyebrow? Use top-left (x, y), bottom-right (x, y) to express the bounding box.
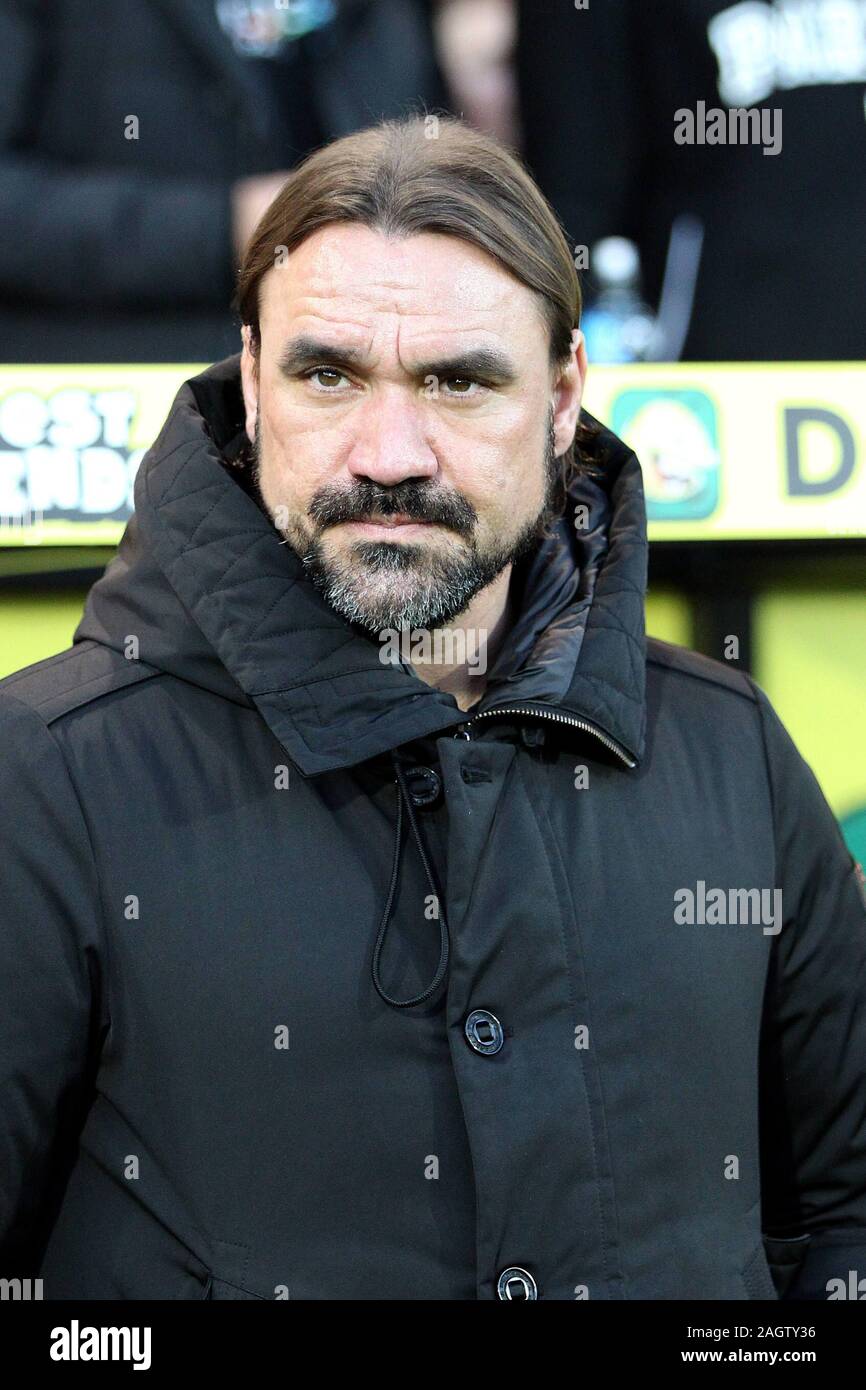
top-left (276, 335), bottom-right (519, 386)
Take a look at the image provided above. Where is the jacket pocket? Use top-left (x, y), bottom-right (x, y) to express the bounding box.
top-left (46, 1096), bottom-right (274, 1299)
top-left (179, 1266), bottom-right (269, 1300)
top-left (205, 1274), bottom-right (269, 1300)
top-left (760, 1232), bottom-right (812, 1300)
top-left (741, 1240), bottom-right (780, 1299)
top-left (176, 1257), bottom-right (213, 1300)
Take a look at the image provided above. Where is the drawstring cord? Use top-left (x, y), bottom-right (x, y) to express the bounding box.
top-left (371, 751), bottom-right (450, 1009)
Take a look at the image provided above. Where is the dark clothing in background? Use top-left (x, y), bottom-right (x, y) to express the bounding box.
top-left (222, 0), bottom-right (329, 162)
top-left (517, 0), bottom-right (866, 359)
top-left (0, 0), bottom-right (447, 363)
top-left (1, 355), bottom-right (865, 1298)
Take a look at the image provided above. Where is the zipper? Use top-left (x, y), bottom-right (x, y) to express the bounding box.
top-left (454, 703), bottom-right (637, 768)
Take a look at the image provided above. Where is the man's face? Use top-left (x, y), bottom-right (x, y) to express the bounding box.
top-left (240, 224), bottom-right (585, 634)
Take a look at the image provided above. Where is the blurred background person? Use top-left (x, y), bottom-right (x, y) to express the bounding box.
top-left (431, 0), bottom-right (519, 144)
top-left (516, 0), bottom-right (866, 361)
top-left (0, 0), bottom-right (449, 363)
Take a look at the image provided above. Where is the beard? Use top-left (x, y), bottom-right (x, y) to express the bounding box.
top-left (248, 407), bottom-right (559, 635)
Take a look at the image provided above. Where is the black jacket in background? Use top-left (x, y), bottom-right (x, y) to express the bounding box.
top-left (0, 0), bottom-right (447, 363)
top-left (1, 356), bottom-right (865, 1298)
top-left (517, 0), bottom-right (866, 360)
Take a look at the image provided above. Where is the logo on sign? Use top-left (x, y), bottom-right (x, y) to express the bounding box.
top-left (611, 388), bottom-right (721, 521)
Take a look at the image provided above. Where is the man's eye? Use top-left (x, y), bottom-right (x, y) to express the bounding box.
top-left (304, 367), bottom-right (348, 390)
top-left (442, 377), bottom-right (483, 397)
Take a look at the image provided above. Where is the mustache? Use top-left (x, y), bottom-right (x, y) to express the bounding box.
top-left (307, 481), bottom-right (477, 538)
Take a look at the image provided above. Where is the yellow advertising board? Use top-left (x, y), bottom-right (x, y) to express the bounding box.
top-left (752, 590), bottom-right (866, 868)
top-left (0, 364), bottom-right (200, 547)
top-left (584, 362), bottom-right (866, 540)
top-left (0, 362), bottom-right (865, 545)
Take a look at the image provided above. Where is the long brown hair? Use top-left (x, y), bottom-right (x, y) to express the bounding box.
top-left (233, 115), bottom-right (591, 521)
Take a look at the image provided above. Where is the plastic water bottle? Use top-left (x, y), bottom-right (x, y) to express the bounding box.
top-left (581, 237), bottom-right (657, 363)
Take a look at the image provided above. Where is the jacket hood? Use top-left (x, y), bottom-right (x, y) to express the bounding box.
top-left (73, 354), bottom-right (649, 776)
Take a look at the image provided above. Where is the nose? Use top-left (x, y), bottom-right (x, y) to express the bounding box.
top-left (346, 386), bottom-right (438, 487)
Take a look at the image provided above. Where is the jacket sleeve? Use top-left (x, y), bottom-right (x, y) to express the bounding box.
top-left (0, 693), bottom-right (108, 1277)
top-left (751, 679), bottom-right (866, 1300)
top-left (0, 0), bottom-right (234, 310)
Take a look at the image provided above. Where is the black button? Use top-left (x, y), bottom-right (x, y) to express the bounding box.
top-left (497, 1267), bottom-right (538, 1300)
top-left (464, 1009), bottom-right (504, 1055)
top-left (403, 765), bottom-right (442, 808)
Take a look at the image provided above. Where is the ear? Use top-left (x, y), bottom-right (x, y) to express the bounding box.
top-left (551, 328), bottom-right (588, 456)
top-left (240, 324), bottom-right (259, 444)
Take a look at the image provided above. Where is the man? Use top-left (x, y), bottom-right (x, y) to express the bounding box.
top-left (1, 117), bottom-right (865, 1301)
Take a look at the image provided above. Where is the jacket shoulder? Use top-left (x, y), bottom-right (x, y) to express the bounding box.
top-left (645, 635), bottom-right (758, 703)
top-left (0, 639), bottom-right (162, 729)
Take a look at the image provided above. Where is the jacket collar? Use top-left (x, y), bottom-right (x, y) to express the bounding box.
top-left (75, 355), bottom-right (647, 776)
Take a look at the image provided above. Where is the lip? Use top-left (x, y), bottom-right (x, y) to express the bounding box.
top-left (336, 517), bottom-right (436, 538)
